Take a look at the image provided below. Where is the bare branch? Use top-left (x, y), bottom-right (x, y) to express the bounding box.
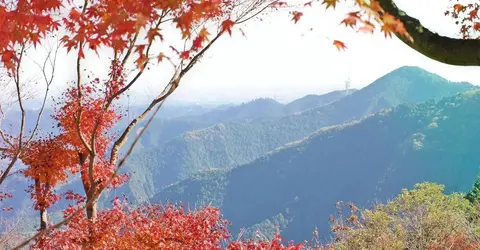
top-left (235, 0), bottom-right (277, 24)
top-left (120, 32), bottom-right (140, 67)
top-left (15, 44), bottom-right (26, 148)
top-left (0, 44), bottom-right (26, 186)
top-left (25, 41), bottom-right (61, 146)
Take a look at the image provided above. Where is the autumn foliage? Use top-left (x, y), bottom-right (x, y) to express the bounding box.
top-left (33, 201), bottom-right (231, 249)
top-left (0, 0), bottom-right (312, 248)
top-left (29, 198), bottom-right (306, 249)
top-left (0, 0), bottom-right (473, 248)
top-left (21, 136), bottom-right (77, 211)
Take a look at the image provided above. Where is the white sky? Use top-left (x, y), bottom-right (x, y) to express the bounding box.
top-left (163, 0), bottom-right (480, 104)
top-left (18, 0), bottom-right (480, 106)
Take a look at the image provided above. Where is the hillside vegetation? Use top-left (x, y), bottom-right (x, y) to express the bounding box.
top-left (123, 66), bottom-right (476, 202)
top-left (130, 91), bottom-right (354, 149)
top-left (154, 89), bottom-right (480, 242)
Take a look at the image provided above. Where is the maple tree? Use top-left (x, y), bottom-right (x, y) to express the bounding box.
top-left (0, 0), bottom-right (303, 248)
top-left (19, 135), bottom-right (78, 229)
top-left (0, 0), bottom-right (478, 248)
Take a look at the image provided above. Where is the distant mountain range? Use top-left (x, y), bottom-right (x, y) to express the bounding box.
top-left (155, 88), bottom-right (480, 242)
top-left (2, 65), bottom-right (478, 238)
top-left (110, 89), bottom-right (356, 203)
top-left (0, 80), bottom-right (353, 217)
top-left (120, 66), bottom-right (475, 203)
top-left (130, 90), bottom-right (355, 149)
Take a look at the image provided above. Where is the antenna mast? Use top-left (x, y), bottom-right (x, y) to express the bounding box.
top-left (345, 77), bottom-right (351, 95)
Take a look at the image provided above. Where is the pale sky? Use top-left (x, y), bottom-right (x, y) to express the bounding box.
top-left (15, 0), bottom-right (480, 106)
top-left (157, 0), bottom-right (480, 104)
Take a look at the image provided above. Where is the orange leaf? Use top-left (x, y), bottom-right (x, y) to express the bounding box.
top-left (357, 21), bottom-right (375, 34)
top-left (180, 50), bottom-right (190, 60)
top-left (469, 9), bottom-right (478, 20)
top-left (291, 11), bottom-right (303, 24)
top-left (341, 12), bottom-right (360, 28)
top-left (147, 28), bottom-right (163, 43)
top-left (69, 8), bottom-right (81, 20)
top-left (135, 13), bottom-right (149, 32)
top-left (322, 0), bottom-right (339, 9)
top-left (333, 40), bottom-right (347, 51)
top-left (221, 20), bottom-right (235, 36)
top-left (453, 4), bottom-right (465, 14)
top-left (474, 22), bottom-right (480, 31)
top-left (199, 27), bottom-right (210, 42)
top-left (157, 52), bottom-right (165, 63)
top-left (368, 0), bottom-right (384, 13)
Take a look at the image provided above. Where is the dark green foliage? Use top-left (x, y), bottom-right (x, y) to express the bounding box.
top-left (154, 89), bottom-right (480, 242)
top-left (466, 176), bottom-right (480, 204)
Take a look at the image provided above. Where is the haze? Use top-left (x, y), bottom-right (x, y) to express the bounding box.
top-left (20, 0), bottom-right (480, 106)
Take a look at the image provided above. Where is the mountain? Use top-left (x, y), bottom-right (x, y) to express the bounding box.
top-left (283, 89), bottom-right (357, 114)
top-left (194, 98), bottom-right (285, 123)
top-left (0, 102), bottom-right (213, 145)
top-left (128, 103), bottom-right (215, 120)
top-left (0, 88), bottom-right (350, 215)
top-left (122, 66), bottom-right (476, 202)
top-left (129, 98), bottom-right (286, 149)
top-left (154, 89), bottom-right (480, 242)
top-left (193, 92), bottom-right (356, 124)
top-left (126, 92), bottom-right (352, 149)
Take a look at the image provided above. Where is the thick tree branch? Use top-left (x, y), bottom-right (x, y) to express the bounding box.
top-left (379, 0), bottom-right (480, 66)
top-left (109, 75), bottom-right (179, 165)
top-left (109, 31), bottom-right (223, 165)
top-left (73, 0), bottom-right (93, 157)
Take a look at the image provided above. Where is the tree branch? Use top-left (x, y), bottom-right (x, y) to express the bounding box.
top-left (108, 74), bottom-right (179, 165)
top-left (12, 84), bottom-right (169, 250)
top-left (73, 0), bottom-right (93, 157)
top-left (0, 44), bottom-right (26, 186)
top-left (379, 0), bottom-right (480, 66)
top-left (25, 42), bottom-right (60, 146)
top-left (15, 44), bottom-right (26, 149)
top-left (109, 30), bottom-right (223, 165)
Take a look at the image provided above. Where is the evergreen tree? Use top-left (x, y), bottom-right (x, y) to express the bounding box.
top-left (466, 176), bottom-right (480, 204)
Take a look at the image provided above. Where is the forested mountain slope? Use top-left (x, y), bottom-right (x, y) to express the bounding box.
top-left (123, 66), bottom-right (475, 202)
top-left (127, 91), bottom-right (353, 149)
top-left (0, 90), bottom-right (351, 215)
top-left (155, 89), bottom-right (480, 242)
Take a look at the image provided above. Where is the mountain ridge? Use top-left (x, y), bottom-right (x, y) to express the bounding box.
top-left (122, 66), bottom-right (477, 203)
top-left (154, 89), bottom-right (480, 242)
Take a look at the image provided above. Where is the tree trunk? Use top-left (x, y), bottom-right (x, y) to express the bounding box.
top-left (85, 191), bottom-right (99, 247)
top-left (86, 197), bottom-right (98, 221)
top-left (39, 208), bottom-right (47, 230)
top-left (35, 179), bottom-right (48, 230)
